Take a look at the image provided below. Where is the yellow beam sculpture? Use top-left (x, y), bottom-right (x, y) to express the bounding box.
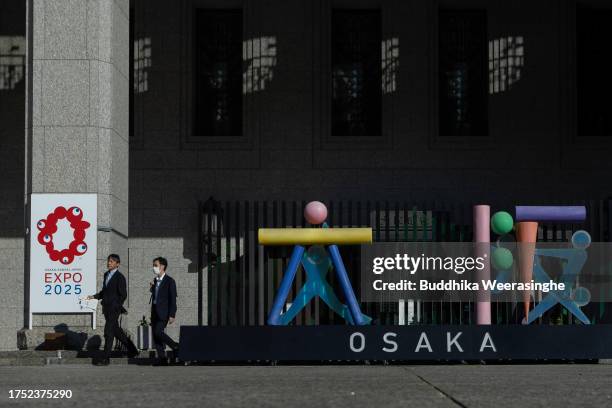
top-left (258, 228), bottom-right (372, 246)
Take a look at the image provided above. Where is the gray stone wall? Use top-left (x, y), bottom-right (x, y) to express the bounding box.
top-left (3, 0), bottom-right (612, 351)
top-left (0, 241), bottom-right (25, 351)
top-left (20, 0), bottom-right (130, 347)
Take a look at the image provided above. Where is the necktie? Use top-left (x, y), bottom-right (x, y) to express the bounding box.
top-left (154, 279), bottom-right (161, 304)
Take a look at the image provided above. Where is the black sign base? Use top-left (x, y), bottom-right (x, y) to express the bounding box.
top-left (178, 325), bottom-right (612, 361)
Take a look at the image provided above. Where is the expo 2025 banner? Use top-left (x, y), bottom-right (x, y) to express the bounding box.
top-left (29, 194), bottom-right (97, 314)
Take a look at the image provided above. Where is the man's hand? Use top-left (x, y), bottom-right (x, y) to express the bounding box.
top-left (83, 295), bottom-right (93, 300)
top-left (168, 317), bottom-right (175, 325)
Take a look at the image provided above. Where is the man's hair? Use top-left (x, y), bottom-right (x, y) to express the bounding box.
top-left (108, 254), bottom-right (120, 263)
top-left (154, 256), bottom-right (168, 270)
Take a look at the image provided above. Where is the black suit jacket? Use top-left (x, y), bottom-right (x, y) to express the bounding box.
top-left (94, 270), bottom-right (128, 315)
top-left (150, 274), bottom-right (177, 321)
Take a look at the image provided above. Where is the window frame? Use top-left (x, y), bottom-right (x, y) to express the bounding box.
top-left (429, 1), bottom-right (492, 150)
top-left (192, 8), bottom-right (244, 138)
top-left (180, 0), bottom-right (252, 150)
top-left (317, 0), bottom-right (393, 151)
top-left (437, 8), bottom-right (488, 138)
top-left (330, 8), bottom-right (383, 138)
top-left (572, 1), bottom-right (612, 141)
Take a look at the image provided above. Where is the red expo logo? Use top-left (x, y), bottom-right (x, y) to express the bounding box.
top-left (36, 206), bottom-right (90, 265)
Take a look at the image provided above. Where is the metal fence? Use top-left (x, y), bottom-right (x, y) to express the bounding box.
top-left (199, 198), bottom-right (612, 327)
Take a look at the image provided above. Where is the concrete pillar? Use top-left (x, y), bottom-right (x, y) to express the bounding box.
top-left (22, 0), bottom-right (129, 345)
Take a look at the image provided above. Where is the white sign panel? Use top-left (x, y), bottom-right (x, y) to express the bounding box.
top-left (29, 194), bottom-right (97, 314)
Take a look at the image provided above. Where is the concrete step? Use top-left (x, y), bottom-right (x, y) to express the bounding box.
top-left (0, 350), bottom-right (166, 366)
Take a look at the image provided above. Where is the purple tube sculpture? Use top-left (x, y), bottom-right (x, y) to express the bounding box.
top-left (474, 205), bottom-right (491, 325)
top-left (515, 206), bottom-right (586, 222)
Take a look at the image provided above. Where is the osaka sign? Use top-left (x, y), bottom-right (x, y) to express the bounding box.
top-left (179, 325), bottom-right (612, 361)
top-left (29, 194), bottom-right (97, 316)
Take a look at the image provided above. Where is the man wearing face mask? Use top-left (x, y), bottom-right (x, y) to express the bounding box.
top-left (150, 256), bottom-right (179, 366)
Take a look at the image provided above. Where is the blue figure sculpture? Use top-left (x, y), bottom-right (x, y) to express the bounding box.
top-left (266, 223), bottom-right (371, 326)
top-left (524, 230), bottom-right (591, 324)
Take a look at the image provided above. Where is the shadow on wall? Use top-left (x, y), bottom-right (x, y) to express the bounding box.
top-left (489, 35), bottom-right (524, 94)
top-left (133, 37), bottom-right (151, 93)
top-left (382, 37), bottom-right (399, 94)
top-left (243, 36), bottom-right (277, 94)
top-left (33, 324), bottom-right (99, 351)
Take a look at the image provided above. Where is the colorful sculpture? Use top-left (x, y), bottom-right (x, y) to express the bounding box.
top-left (515, 221), bottom-right (538, 321)
top-left (491, 246), bottom-right (513, 271)
top-left (474, 205), bottom-right (491, 325)
top-left (490, 211), bottom-right (514, 235)
top-left (488, 205), bottom-right (589, 324)
top-left (526, 230), bottom-right (591, 324)
top-left (515, 206), bottom-right (586, 222)
top-left (304, 200), bottom-right (328, 225)
top-left (260, 202), bottom-right (371, 326)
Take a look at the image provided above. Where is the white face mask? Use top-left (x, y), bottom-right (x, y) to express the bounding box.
top-left (153, 266), bottom-right (161, 275)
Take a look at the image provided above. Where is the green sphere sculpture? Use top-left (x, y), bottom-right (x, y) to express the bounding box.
top-left (491, 247), bottom-right (514, 270)
top-left (491, 211), bottom-right (514, 235)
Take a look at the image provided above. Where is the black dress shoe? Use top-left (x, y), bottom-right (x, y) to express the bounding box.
top-left (94, 358), bottom-right (110, 366)
top-left (152, 358), bottom-right (168, 366)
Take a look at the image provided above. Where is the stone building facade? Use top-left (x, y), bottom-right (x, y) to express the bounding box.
top-left (1, 0), bottom-right (612, 350)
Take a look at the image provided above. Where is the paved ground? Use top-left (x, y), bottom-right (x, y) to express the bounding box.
top-left (1, 364), bottom-right (611, 407)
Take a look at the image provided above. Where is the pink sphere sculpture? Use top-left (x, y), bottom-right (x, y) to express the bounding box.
top-left (304, 201), bottom-right (328, 225)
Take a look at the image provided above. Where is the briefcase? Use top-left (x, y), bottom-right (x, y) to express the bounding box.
top-left (137, 325), bottom-right (153, 350)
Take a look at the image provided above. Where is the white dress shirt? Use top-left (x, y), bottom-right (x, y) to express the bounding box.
top-left (105, 268), bottom-right (118, 286)
top-left (153, 273), bottom-right (165, 304)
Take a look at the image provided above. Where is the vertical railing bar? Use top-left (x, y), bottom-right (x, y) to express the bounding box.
top-left (254, 201), bottom-right (261, 325)
top-left (214, 199), bottom-right (221, 326)
top-left (205, 199), bottom-right (213, 326)
top-left (236, 201), bottom-right (242, 325)
top-left (281, 200), bottom-right (289, 320)
top-left (272, 201), bottom-right (279, 320)
top-left (221, 201), bottom-right (229, 325)
top-left (292, 201), bottom-right (301, 325)
top-left (263, 201), bottom-right (270, 324)
top-left (245, 201), bottom-right (252, 326)
top-left (328, 200), bottom-right (335, 324)
top-left (198, 201), bottom-right (204, 326)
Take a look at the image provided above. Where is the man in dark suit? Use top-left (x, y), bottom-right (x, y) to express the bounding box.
top-left (150, 256), bottom-right (179, 366)
top-left (85, 254), bottom-right (138, 365)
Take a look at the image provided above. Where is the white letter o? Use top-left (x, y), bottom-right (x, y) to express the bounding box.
top-left (349, 332), bottom-right (365, 352)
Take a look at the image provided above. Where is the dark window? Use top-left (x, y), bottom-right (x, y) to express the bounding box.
top-left (194, 9), bottom-right (242, 136)
top-left (331, 9), bottom-right (381, 136)
top-left (438, 10), bottom-right (488, 137)
top-left (577, 7), bottom-right (612, 137)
